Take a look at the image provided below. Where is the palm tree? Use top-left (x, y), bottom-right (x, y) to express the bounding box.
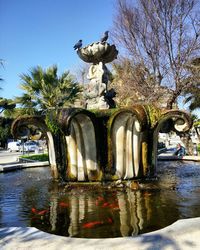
top-left (0, 59), bottom-right (4, 87)
top-left (15, 65), bottom-right (82, 114)
top-left (0, 98), bottom-right (16, 114)
top-left (184, 58), bottom-right (200, 112)
top-left (182, 58), bottom-right (200, 148)
top-left (184, 87), bottom-right (200, 111)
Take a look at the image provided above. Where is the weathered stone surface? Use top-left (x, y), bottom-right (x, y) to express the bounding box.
top-left (11, 106), bottom-right (192, 182)
top-left (77, 42), bottom-right (118, 64)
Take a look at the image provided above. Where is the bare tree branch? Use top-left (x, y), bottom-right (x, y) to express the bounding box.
top-left (112, 0), bottom-right (200, 108)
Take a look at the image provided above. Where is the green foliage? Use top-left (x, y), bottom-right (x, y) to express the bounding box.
top-left (194, 120), bottom-right (200, 127)
top-left (0, 59), bottom-right (4, 84)
top-left (184, 58), bottom-right (200, 112)
top-left (184, 91), bottom-right (200, 111)
top-left (45, 111), bottom-right (61, 134)
top-left (16, 65), bottom-right (82, 114)
top-left (3, 107), bottom-right (38, 118)
top-left (0, 98), bottom-right (16, 114)
top-left (0, 118), bottom-right (13, 147)
top-left (0, 126), bottom-right (10, 142)
top-left (20, 153), bottom-right (49, 161)
top-left (144, 105), bottom-right (161, 128)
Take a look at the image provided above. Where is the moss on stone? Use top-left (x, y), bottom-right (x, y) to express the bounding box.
top-left (88, 109), bottom-right (118, 120)
top-left (66, 164), bottom-right (77, 181)
top-left (45, 111), bottom-right (63, 135)
top-left (111, 174), bottom-right (120, 181)
top-left (144, 105), bottom-right (162, 129)
top-left (89, 169), bottom-right (103, 181)
top-left (142, 142), bottom-right (148, 175)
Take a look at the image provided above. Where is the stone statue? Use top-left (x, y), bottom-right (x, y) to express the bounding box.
top-left (76, 41), bottom-right (118, 109)
top-left (84, 62), bottom-right (110, 109)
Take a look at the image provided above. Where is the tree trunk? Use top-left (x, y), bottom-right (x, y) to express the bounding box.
top-left (194, 126), bottom-right (200, 143)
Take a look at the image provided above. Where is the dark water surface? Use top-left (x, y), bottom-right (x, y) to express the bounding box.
top-left (0, 161), bottom-right (200, 238)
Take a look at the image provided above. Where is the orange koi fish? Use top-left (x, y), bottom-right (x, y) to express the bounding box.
top-left (37, 209), bottom-right (48, 215)
top-left (97, 196), bottom-right (104, 201)
top-left (83, 217), bottom-right (113, 229)
top-left (59, 202), bottom-right (69, 207)
top-left (83, 221), bottom-right (103, 229)
top-left (144, 192), bottom-right (152, 197)
top-left (108, 203), bottom-right (120, 210)
top-left (31, 208), bottom-right (48, 215)
top-left (31, 208), bottom-right (37, 213)
top-left (107, 217), bottom-right (113, 224)
top-left (102, 202), bottom-right (110, 208)
top-left (95, 196), bottom-right (105, 206)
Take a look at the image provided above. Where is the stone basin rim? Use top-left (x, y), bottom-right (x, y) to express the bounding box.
top-left (1, 217), bottom-right (200, 250)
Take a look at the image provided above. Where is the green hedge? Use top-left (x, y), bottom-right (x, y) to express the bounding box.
top-left (197, 144), bottom-right (200, 152)
top-left (20, 153), bottom-right (49, 161)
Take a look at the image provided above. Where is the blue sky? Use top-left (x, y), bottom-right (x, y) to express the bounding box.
top-left (1, 0), bottom-right (199, 118)
top-left (0, 0), bottom-right (115, 99)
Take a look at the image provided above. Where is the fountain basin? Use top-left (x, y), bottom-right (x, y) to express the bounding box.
top-left (1, 218), bottom-right (200, 250)
top-left (0, 161), bottom-right (200, 239)
top-left (77, 42), bottom-right (118, 64)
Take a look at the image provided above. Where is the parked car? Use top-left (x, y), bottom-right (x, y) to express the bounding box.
top-left (157, 142), bottom-right (166, 149)
top-left (20, 141), bottom-right (40, 152)
top-left (7, 141), bottom-right (21, 152)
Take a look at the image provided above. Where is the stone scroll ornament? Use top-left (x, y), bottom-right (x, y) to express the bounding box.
top-left (11, 116), bottom-right (47, 140)
top-left (12, 106), bottom-right (192, 182)
top-left (77, 42), bottom-right (118, 109)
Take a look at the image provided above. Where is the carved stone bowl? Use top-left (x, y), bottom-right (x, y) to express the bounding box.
top-left (77, 42), bottom-right (118, 64)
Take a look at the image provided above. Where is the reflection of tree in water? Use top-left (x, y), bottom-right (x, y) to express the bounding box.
top-left (158, 161), bottom-right (200, 220)
top-left (21, 187), bottom-right (42, 207)
top-left (117, 189), bottom-right (178, 236)
top-left (0, 184), bottom-right (4, 225)
top-left (0, 168), bottom-right (51, 227)
top-left (19, 171), bottom-right (52, 225)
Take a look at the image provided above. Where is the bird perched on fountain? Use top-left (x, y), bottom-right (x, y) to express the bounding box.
top-left (100, 31), bottom-right (109, 42)
top-left (73, 39), bottom-right (82, 50)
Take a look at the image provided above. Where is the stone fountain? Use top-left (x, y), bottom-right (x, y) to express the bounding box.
top-left (11, 41), bottom-right (192, 182)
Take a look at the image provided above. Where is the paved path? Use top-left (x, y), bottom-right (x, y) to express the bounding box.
top-left (0, 150), bottom-right (49, 172)
top-left (0, 150), bottom-right (21, 164)
top-left (0, 161), bottom-right (49, 172)
top-left (158, 147), bottom-right (200, 161)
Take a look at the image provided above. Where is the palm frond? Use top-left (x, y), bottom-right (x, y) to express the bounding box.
top-left (17, 65), bottom-right (82, 113)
